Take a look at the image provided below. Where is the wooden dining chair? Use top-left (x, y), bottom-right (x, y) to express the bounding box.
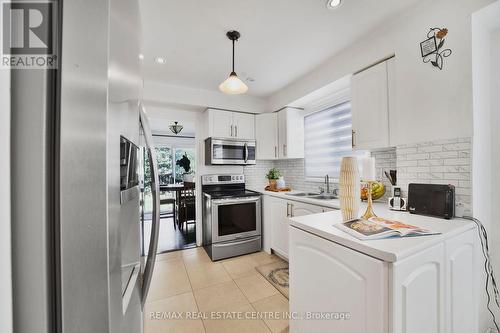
top-left (178, 182), bottom-right (195, 233)
top-left (159, 191), bottom-right (176, 229)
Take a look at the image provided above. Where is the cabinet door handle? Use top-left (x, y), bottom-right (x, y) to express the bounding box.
top-left (283, 144), bottom-right (287, 157)
top-left (231, 125), bottom-right (234, 137)
top-left (286, 203), bottom-right (290, 217)
top-left (352, 130), bottom-right (356, 148)
top-left (235, 125), bottom-right (238, 137)
top-left (274, 146), bottom-right (277, 158)
top-left (290, 203), bottom-right (294, 217)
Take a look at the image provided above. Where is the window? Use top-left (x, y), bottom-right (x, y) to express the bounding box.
top-left (304, 101), bottom-right (367, 180)
top-left (173, 147), bottom-right (195, 182)
top-left (142, 146), bottom-right (172, 188)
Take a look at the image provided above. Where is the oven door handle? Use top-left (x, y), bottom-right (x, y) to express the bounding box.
top-left (212, 237), bottom-right (260, 248)
top-left (212, 197), bottom-right (260, 205)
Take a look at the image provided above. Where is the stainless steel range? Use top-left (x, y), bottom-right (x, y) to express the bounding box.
top-left (202, 174), bottom-right (261, 261)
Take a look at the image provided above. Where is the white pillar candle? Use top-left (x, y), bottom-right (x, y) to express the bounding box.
top-left (361, 157), bottom-right (376, 181)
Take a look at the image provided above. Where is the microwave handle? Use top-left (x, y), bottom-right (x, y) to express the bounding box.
top-left (139, 103), bottom-right (160, 308)
top-left (244, 143), bottom-right (248, 163)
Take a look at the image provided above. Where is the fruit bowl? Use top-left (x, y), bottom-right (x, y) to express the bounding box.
top-left (360, 181), bottom-right (386, 201)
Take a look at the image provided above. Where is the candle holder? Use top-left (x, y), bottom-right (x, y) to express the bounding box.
top-left (361, 181), bottom-right (377, 220)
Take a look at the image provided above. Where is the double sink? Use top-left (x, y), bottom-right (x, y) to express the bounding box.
top-left (285, 192), bottom-right (338, 200)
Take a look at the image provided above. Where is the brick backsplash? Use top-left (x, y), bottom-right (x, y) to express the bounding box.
top-left (371, 148), bottom-right (397, 200)
top-left (396, 137), bottom-right (472, 208)
top-left (243, 160), bottom-right (275, 191)
top-left (244, 159), bottom-right (325, 193)
top-left (244, 137), bottom-right (472, 212)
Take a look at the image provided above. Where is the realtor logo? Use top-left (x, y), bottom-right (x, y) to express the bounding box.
top-left (1, 0), bottom-right (58, 68)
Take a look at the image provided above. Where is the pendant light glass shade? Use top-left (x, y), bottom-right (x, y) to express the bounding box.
top-left (169, 121), bottom-right (183, 135)
top-left (219, 72), bottom-right (248, 95)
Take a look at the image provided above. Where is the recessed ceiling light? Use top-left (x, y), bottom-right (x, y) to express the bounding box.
top-left (326, 0), bottom-right (342, 9)
top-left (155, 57), bottom-right (166, 64)
top-left (138, 54), bottom-right (144, 60)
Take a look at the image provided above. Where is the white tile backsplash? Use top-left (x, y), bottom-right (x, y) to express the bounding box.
top-left (244, 158), bottom-right (326, 193)
top-left (396, 137), bottom-right (472, 212)
top-left (243, 160), bottom-right (275, 191)
top-left (244, 136), bottom-right (472, 212)
top-left (371, 148), bottom-right (397, 200)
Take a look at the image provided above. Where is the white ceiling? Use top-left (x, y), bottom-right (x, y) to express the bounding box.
top-left (150, 119), bottom-right (195, 137)
top-left (140, 0), bottom-right (420, 98)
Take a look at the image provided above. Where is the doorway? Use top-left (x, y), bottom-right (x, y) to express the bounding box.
top-left (141, 128), bottom-right (197, 255)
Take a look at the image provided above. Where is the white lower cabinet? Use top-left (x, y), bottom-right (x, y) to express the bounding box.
top-left (444, 231), bottom-right (477, 333)
top-left (290, 226), bottom-right (388, 333)
top-left (289, 227), bottom-right (478, 333)
top-left (269, 197), bottom-right (289, 259)
top-left (263, 195), bottom-right (333, 259)
top-left (391, 243), bottom-right (445, 333)
top-left (289, 201), bottom-right (324, 217)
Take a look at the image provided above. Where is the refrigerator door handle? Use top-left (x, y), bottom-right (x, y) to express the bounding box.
top-left (139, 103), bottom-right (160, 307)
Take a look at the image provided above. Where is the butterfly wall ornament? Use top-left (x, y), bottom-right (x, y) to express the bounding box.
top-left (420, 27), bottom-right (452, 70)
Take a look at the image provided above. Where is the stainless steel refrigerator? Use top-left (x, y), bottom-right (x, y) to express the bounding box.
top-left (10, 0), bottom-right (161, 332)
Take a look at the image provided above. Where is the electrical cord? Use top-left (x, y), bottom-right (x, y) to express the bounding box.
top-left (463, 216), bottom-right (500, 332)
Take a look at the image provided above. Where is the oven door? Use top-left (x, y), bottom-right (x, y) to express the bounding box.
top-left (211, 196), bottom-right (261, 243)
top-left (208, 138), bottom-right (256, 165)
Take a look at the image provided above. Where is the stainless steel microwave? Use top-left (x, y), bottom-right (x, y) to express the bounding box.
top-left (205, 137), bottom-right (256, 165)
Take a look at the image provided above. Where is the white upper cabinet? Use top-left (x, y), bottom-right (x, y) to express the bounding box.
top-left (277, 107), bottom-right (304, 159)
top-left (255, 112), bottom-right (279, 159)
top-left (351, 58), bottom-right (394, 150)
top-left (208, 109), bottom-right (234, 138)
top-left (232, 112), bottom-right (255, 140)
top-left (255, 107), bottom-right (304, 160)
top-left (205, 108), bottom-right (255, 140)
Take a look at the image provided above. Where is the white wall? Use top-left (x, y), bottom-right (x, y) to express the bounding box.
top-left (0, 69), bottom-right (12, 332)
top-left (472, 1), bottom-right (500, 331)
top-left (269, 0), bottom-right (493, 146)
top-left (143, 80), bottom-right (268, 114)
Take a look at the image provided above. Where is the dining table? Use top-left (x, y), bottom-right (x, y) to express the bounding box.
top-left (159, 182), bottom-right (195, 227)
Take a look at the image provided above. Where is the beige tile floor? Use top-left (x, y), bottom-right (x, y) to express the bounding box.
top-left (144, 247), bottom-right (289, 333)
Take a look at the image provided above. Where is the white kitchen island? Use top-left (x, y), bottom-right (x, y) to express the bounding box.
top-left (288, 204), bottom-right (479, 333)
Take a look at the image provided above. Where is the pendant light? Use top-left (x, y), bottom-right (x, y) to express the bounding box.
top-left (169, 121), bottom-right (183, 135)
top-left (219, 30), bottom-right (248, 95)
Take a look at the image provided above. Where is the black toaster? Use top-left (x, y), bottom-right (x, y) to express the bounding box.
top-left (407, 183), bottom-right (455, 219)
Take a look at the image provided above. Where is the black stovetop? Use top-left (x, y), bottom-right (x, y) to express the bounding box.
top-left (202, 182), bottom-right (260, 199)
top-left (204, 189), bottom-right (260, 199)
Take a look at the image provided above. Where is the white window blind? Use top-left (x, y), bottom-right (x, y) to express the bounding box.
top-left (304, 101), bottom-right (367, 180)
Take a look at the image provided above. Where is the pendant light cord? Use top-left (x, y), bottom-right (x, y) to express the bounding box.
top-left (232, 39), bottom-right (235, 73)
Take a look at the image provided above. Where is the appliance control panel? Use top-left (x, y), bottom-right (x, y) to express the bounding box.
top-left (202, 174), bottom-right (245, 185)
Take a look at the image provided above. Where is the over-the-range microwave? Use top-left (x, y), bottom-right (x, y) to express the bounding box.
top-left (205, 137), bottom-right (256, 165)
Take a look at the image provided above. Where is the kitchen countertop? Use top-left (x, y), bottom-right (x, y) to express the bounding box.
top-left (248, 188), bottom-right (342, 209)
top-left (288, 202), bottom-right (475, 262)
